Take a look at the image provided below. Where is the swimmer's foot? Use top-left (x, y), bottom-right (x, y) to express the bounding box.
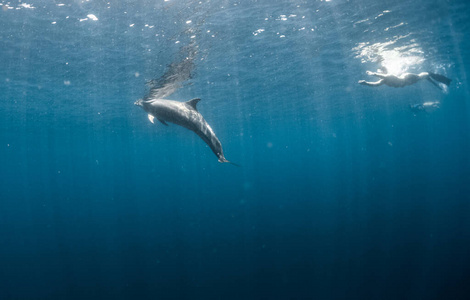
top-left (366, 70), bottom-right (374, 76)
top-left (358, 80), bottom-right (367, 85)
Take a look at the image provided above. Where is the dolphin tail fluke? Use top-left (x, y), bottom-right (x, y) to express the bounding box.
top-left (429, 72), bottom-right (452, 86)
top-left (218, 157), bottom-right (240, 167)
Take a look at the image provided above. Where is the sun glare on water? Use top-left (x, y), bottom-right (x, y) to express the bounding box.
top-left (379, 49), bottom-right (424, 75)
top-left (353, 35), bottom-right (425, 76)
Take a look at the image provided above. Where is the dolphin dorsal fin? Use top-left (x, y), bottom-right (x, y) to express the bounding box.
top-left (186, 98), bottom-right (201, 111)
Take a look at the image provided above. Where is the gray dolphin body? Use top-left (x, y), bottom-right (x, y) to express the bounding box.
top-left (135, 97), bottom-right (231, 164)
top-left (136, 42), bottom-right (235, 164)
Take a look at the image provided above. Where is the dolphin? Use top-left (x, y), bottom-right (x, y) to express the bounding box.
top-left (136, 42), bottom-right (236, 165)
top-left (135, 97), bottom-right (235, 164)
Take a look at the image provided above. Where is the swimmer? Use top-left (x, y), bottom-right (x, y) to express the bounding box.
top-left (359, 71), bottom-right (451, 89)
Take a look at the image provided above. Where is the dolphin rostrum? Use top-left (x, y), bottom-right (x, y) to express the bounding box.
top-left (135, 97), bottom-right (233, 164)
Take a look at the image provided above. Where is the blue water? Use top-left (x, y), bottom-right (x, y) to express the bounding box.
top-left (1, 0), bottom-right (470, 299)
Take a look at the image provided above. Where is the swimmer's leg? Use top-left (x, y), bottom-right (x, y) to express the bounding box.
top-left (358, 79), bottom-right (384, 86)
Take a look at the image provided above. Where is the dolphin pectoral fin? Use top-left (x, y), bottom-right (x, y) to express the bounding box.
top-left (158, 118), bottom-right (169, 126)
top-left (147, 114), bottom-right (168, 126)
top-left (185, 98), bottom-right (201, 111)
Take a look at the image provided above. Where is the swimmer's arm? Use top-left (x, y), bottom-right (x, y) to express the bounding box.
top-left (359, 79), bottom-right (384, 86)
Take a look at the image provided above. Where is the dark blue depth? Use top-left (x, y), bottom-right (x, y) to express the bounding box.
top-left (1, 0), bottom-right (470, 299)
